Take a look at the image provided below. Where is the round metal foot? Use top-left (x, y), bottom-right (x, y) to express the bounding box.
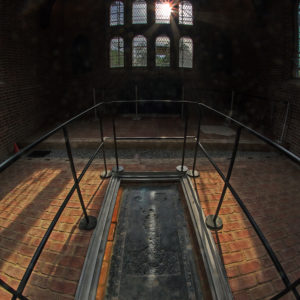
top-left (112, 166), bottom-right (124, 173)
top-left (176, 165), bottom-right (188, 173)
top-left (100, 170), bottom-right (112, 179)
top-left (187, 169), bottom-right (199, 178)
top-left (79, 215), bottom-right (97, 230)
top-left (206, 215), bottom-right (223, 230)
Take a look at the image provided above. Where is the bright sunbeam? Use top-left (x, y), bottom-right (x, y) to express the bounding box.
top-left (156, 2), bottom-right (173, 23)
top-left (160, 3), bottom-right (172, 19)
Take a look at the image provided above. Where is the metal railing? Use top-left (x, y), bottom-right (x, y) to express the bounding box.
top-left (0, 100), bottom-right (299, 300)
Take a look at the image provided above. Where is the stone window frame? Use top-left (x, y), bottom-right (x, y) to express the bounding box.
top-left (179, 0), bottom-right (193, 26)
top-left (110, 1), bottom-right (124, 26)
top-left (132, 35), bottom-right (148, 67)
top-left (155, 35), bottom-right (171, 67)
top-left (132, 0), bottom-right (148, 24)
top-left (110, 36), bottom-right (125, 68)
top-left (179, 36), bottom-right (193, 68)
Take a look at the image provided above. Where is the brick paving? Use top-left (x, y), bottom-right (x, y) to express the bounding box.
top-left (0, 153), bottom-right (299, 299)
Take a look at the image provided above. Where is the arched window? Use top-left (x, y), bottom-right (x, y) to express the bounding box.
top-left (179, 37), bottom-right (193, 68)
top-left (179, 1), bottom-right (193, 25)
top-left (156, 36), bottom-right (170, 67)
top-left (132, 0), bottom-right (147, 24)
top-left (132, 35), bottom-right (147, 67)
top-left (110, 1), bottom-right (124, 26)
top-left (155, 1), bottom-right (172, 24)
top-left (110, 37), bottom-right (124, 68)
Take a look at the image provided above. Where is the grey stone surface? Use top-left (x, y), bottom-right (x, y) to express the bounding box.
top-left (105, 185), bottom-right (203, 300)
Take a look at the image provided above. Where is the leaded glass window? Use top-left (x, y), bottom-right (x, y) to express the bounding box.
top-left (179, 37), bottom-right (193, 68)
top-left (179, 1), bottom-right (193, 25)
top-left (110, 37), bottom-right (124, 68)
top-left (156, 36), bottom-right (170, 67)
top-left (132, 35), bottom-right (147, 67)
top-left (155, 1), bottom-right (171, 24)
top-left (132, 0), bottom-right (147, 24)
top-left (110, 1), bottom-right (124, 26)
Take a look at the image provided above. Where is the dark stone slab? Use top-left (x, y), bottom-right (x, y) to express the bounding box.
top-left (105, 185), bottom-right (203, 300)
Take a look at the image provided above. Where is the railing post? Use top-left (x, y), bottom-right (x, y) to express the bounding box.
top-left (112, 105), bottom-right (124, 173)
top-left (97, 108), bottom-right (112, 179)
top-left (187, 104), bottom-right (201, 178)
top-left (63, 127), bottom-right (97, 230)
top-left (206, 126), bottom-right (242, 230)
top-left (176, 102), bottom-right (188, 173)
top-left (133, 84), bottom-right (141, 121)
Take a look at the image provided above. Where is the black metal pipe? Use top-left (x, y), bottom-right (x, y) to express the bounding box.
top-left (197, 142), bottom-right (227, 182)
top-left (15, 179), bottom-right (79, 296)
top-left (0, 279), bottom-right (28, 300)
top-left (112, 116), bottom-right (119, 170)
top-left (78, 142), bottom-right (104, 182)
top-left (181, 104), bottom-right (189, 170)
top-left (192, 108), bottom-right (202, 175)
top-left (63, 127), bottom-right (89, 224)
top-left (270, 278), bottom-right (300, 300)
top-left (197, 141), bottom-right (299, 298)
top-left (226, 182), bottom-right (299, 298)
top-left (1, 100), bottom-right (299, 174)
top-left (114, 136), bottom-right (195, 140)
top-left (213, 126), bottom-right (242, 222)
top-left (198, 103), bottom-right (299, 165)
top-left (97, 111), bottom-right (108, 175)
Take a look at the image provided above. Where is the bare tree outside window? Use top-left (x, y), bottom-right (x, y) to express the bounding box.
top-left (179, 1), bottom-right (193, 25)
top-left (110, 1), bottom-right (124, 26)
top-left (179, 37), bottom-right (193, 68)
top-left (132, 35), bottom-right (147, 67)
top-left (156, 36), bottom-right (170, 67)
top-left (155, 1), bottom-right (171, 24)
top-left (132, 0), bottom-right (147, 24)
top-left (110, 37), bottom-right (124, 68)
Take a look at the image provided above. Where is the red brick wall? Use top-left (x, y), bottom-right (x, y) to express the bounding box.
top-left (0, 1), bottom-right (65, 162)
top-left (232, 1), bottom-right (300, 156)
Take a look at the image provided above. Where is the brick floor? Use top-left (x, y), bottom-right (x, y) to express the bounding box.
top-left (0, 153), bottom-right (299, 299)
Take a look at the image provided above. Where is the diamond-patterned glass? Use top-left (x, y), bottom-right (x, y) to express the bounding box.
top-left (110, 1), bottom-right (124, 26)
top-left (132, 0), bottom-right (147, 24)
top-left (179, 37), bottom-right (193, 68)
top-left (132, 35), bottom-right (147, 67)
top-left (156, 36), bottom-right (170, 67)
top-left (155, 2), bottom-right (171, 24)
top-left (110, 37), bottom-right (124, 68)
top-left (179, 1), bottom-right (193, 25)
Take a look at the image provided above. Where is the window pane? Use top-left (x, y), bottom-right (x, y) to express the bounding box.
top-left (133, 35), bottom-right (147, 67)
top-left (132, 0), bottom-right (147, 24)
top-left (110, 37), bottom-right (124, 68)
top-left (179, 37), bottom-right (193, 68)
top-left (110, 1), bottom-right (124, 26)
top-left (179, 1), bottom-right (193, 25)
top-left (156, 36), bottom-right (170, 67)
top-left (155, 1), bottom-right (171, 24)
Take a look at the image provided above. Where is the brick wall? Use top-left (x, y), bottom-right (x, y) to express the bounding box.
top-left (0, 1), bottom-right (64, 162)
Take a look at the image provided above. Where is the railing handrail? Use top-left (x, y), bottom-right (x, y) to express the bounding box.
top-left (1, 100), bottom-right (299, 173)
top-left (0, 99), bottom-right (299, 300)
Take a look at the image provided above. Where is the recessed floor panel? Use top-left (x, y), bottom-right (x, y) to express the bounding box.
top-left (105, 184), bottom-right (204, 300)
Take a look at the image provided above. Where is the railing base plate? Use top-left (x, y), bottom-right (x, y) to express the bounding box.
top-left (187, 170), bottom-right (199, 178)
top-left (176, 165), bottom-right (188, 173)
top-left (112, 166), bottom-right (124, 173)
top-left (79, 216), bottom-right (97, 230)
top-left (206, 215), bottom-right (223, 230)
top-left (100, 170), bottom-right (112, 179)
